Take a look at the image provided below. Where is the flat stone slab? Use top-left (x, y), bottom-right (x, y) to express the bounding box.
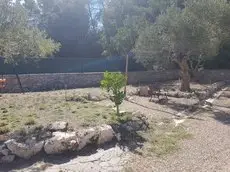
top-left (16, 146), bottom-right (130, 172)
top-left (44, 146), bottom-right (130, 172)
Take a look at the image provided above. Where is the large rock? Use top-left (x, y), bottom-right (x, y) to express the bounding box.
top-left (97, 125), bottom-right (115, 145)
top-left (5, 139), bottom-right (44, 159)
top-left (0, 148), bottom-right (10, 156)
top-left (138, 86), bottom-right (149, 97)
top-left (77, 125), bottom-right (115, 151)
top-left (0, 155), bottom-right (15, 163)
top-left (44, 132), bottom-right (78, 154)
top-left (47, 121), bottom-right (68, 132)
top-left (77, 128), bottom-right (98, 150)
top-left (0, 145), bottom-right (10, 156)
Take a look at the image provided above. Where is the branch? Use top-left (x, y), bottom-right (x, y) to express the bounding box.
top-left (188, 58), bottom-right (194, 71)
top-left (194, 55), bottom-right (203, 72)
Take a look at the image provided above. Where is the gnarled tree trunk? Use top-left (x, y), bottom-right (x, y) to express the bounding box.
top-left (178, 58), bottom-right (191, 92)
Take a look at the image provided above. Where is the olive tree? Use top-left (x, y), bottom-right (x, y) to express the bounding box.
top-left (135, 0), bottom-right (230, 91)
top-left (0, 0), bottom-right (60, 65)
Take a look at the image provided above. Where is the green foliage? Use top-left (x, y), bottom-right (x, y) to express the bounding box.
top-left (0, 0), bottom-right (60, 65)
top-left (101, 0), bottom-right (186, 57)
top-left (135, 0), bottom-right (230, 68)
top-left (100, 71), bottom-right (126, 115)
top-left (134, 0), bottom-right (230, 91)
top-left (101, 0), bottom-right (147, 56)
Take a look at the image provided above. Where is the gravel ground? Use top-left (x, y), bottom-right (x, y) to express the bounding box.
top-left (127, 86), bottom-right (230, 172)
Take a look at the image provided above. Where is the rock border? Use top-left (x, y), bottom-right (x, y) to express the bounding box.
top-left (136, 81), bottom-right (227, 100)
top-left (0, 123), bottom-right (115, 164)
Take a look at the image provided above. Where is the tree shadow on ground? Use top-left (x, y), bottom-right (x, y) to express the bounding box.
top-left (111, 121), bottom-right (148, 152)
top-left (220, 94), bottom-right (230, 99)
top-left (213, 104), bottom-right (230, 109)
top-left (212, 108), bottom-right (230, 125)
top-left (165, 101), bottom-right (199, 113)
top-left (126, 99), bottom-right (176, 116)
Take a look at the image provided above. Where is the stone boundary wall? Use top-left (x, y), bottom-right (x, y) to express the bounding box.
top-left (1, 70), bottom-right (230, 93)
top-left (194, 70), bottom-right (230, 83)
top-left (2, 70), bottom-right (180, 93)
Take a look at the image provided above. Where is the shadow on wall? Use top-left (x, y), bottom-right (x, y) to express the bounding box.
top-left (0, 57), bottom-right (145, 74)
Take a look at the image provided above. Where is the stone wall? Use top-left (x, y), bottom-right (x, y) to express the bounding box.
top-left (2, 70), bottom-right (180, 93)
top-left (1, 70), bottom-right (230, 93)
top-left (194, 70), bottom-right (230, 83)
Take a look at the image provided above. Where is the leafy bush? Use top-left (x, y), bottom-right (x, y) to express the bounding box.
top-left (101, 71), bottom-right (126, 116)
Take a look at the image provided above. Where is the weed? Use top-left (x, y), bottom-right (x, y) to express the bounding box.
top-left (8, 105), bottom-right (14, 108)
top-left (2, 109), bottom-right (8, 113)
top-left (24, 118), bottom-right (36, 126)
top-left (0, 126), bottom-right (10, 134)
top-left (39, 104), bottom-right (46, 110)
top-left (84, 105), bottom-right (89, 108)
top-left (95, 113), bottom-right (101, 116)
top-left (0, 122), bottom-right (8, 127)
top-left (102, 114), bottom-right (107, 119)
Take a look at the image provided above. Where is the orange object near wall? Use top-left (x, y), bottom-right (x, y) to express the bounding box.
top-left (0, 78), bottom-right (6, 88)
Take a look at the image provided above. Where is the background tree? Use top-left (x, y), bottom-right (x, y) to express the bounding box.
top-left (0, 0), bottom-right (60, 65)
top-left (135, 0), bottom-right (230, 91)
top-left (101, 0), bottom-right (149, 56)
top-left (0, 0), bottom-right (60, 92)
top-left (23, 0), bottom-right (104, 58)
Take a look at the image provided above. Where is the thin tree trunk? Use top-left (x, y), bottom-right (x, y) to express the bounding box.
top-left (13, 68), bottom-right (24, 93)
top-left (179, 59), bottom-right (191, 92)
top-left (87, 0), bottom-right (96, 33)
top-left (124, 53), bottom-right (129, 95)
top-left (116, 105), bottom-right (120, 116)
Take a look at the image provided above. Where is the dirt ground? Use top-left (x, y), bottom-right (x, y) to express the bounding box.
top-left (1, 81), bottom-right (230, 172)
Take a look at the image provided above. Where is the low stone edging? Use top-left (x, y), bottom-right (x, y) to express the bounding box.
top-left (0, 122), bottom-right (115, 163)
top-left (137, 81), bottom-right (227, 100)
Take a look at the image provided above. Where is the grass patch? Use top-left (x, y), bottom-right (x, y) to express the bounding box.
top-left (139, 122), bottom-right (192, 157)
top-left (0, 91), bottom-right (114, 133)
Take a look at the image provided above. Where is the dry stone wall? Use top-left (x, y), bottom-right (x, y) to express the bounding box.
top-left (1, 70), bottom-right (230, 93)
top-left (2, 71), bottom-right (180, 93)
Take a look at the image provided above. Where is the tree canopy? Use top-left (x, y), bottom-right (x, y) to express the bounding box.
top-left (0, 0), bottom-right (60, 65)
top-left (135, 0), bottom-right (230, 91)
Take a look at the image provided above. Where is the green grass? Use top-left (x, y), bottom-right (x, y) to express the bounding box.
top-left (0, 91), bottom-right (114, 133)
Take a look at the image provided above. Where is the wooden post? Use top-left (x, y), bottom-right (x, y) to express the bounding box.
top-left (124, 53), bottom-right (129, 95)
